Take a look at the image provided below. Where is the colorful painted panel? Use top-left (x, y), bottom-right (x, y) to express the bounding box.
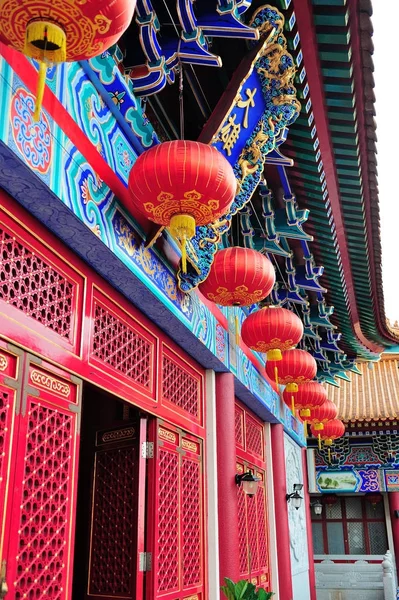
top-left (316, 469), bottom-right (386, 493)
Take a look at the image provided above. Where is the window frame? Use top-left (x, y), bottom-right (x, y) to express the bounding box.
top-left (311, 495), bottom-right (388, 556)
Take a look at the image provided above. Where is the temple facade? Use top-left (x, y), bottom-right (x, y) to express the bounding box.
top-left (0, 1), bottom-right (397, 600)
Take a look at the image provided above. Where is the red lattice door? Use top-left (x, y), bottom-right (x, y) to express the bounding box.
top-left (1, 354), bottom-right (81, 600)
top-left (86, 419), bottom-right (147, 600)
top-left (146, 421), bottom-right (205, 600)
top-left (235, 401), bottom-right (271, 592)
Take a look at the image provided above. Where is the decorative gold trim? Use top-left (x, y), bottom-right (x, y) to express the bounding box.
top-left (0, 355), bottom-right (8, 371)
top-left (30, 368), bottom-right (71, 397)
top-left (158, 426), bottom-right (178, 444)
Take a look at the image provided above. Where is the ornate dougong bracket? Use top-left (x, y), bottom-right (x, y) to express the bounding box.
top-left (177, 5), bottom-right (301, 293)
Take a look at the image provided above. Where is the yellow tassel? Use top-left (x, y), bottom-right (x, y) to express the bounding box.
top-left (25, 20), bottom-right (66, 63)
top-left (304, 420), bottom-right (308, 438)
top-left (33, 61), bottom-right (47, 122)
top-left (181, 234), bottom-right (187, 273)
top-left (286, 382), bottom-right (298, 393)
top-left (328, 447), bottom-right (331, 463)
top-left (299, 408), bottom-right (311, 418)
top-left (291, 395), bottom-right (295, 415)
top-left (235, 314), bottom-right (240, 346)
top-left (267, 348), bottom-right (282, 361)
top-left (274, 366), bottom-right (279, 390)
top-left (318, 433), bottom-right (321, 450)
top-left (170, 214), bottom-right (195, 273)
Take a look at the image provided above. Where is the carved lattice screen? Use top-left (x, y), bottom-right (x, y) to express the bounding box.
top-left (150, 423), bottom-right (204, 600)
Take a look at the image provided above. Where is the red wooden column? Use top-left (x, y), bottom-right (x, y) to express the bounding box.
top-left (271, 423), bottom-right (293, 599)
top-left (388, 492), bottom-right (399, 572)
top-left (216, 373), bottom-right (240, 590)
top-left (302, 449), bottom-right (317, 600)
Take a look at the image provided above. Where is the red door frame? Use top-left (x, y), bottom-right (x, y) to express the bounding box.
top-left (1, 352), bottom-right (81, 599)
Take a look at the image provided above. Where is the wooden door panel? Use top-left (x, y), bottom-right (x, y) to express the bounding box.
top-left (2, 357), bottom-right (81, 600)
top-left (86, 420), bottom-right (145, 600)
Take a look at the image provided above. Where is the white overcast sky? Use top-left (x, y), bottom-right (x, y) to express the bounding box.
top-left (373, 2), bottom-right (399, 321)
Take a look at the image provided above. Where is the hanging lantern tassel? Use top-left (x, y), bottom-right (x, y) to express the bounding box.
top-left (170, 214), bottom-right (196, 274)
top-left (24, 21), bottom-right (67, 122)
top-left (328, 447), bottom-right (331, 463)
top-left (318, 433), bottom-right (321, 451)
top-left (303, 420), bottom-right (308, 438)
top-left (285, 383), bottom-right (298, 415)
top-left (274, 366), bottom-right (279, 390)
top-left (33, 61), bottom-right (47, 122)
top-left (235, 314), bottom-right (240, 347)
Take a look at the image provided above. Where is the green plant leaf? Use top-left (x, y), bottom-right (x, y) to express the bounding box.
top-left (257, 589), bottom-right (275, 600)
top-left (235, 580), bottom-right (249, 598)
top-left (220, 586), bottom-right (236, 600)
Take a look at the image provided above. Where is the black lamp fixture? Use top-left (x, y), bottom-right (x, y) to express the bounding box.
top-left (286, 483), bottom-right (303, 510)
top-left (235, 470), bottom-right (260, 498)
top-left (310, 499), bottom-right (323, 516)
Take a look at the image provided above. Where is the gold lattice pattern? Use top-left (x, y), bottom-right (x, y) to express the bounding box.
top-left (89, 447), bottom-right (136, 595)
top-left (14, 402), bottom-right (73, 599)
top-left (0, 387), bottom-right (10, 484)
top-left (182, 458), bottom-right (201, 587)
top-left (246, 417), bottom-right (264, 458)
top-left (0, 228), bottom-right (75, 340)
top-left (235, 406), bottom-right (244, 447)
top-left (92, 302), bottom-right (152, 387)
top-left (162, 355), bottom-right (199, 417)
top-left (158, 449), bottom-right (179, 592)
top-left (237, 486), bottom-right (249, 575)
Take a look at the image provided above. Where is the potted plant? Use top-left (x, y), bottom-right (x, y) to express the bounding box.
top-left (221, 578), bottom-right (274, 599)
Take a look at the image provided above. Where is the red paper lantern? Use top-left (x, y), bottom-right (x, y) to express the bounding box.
top-left (128, 141), bottom-right (236, 271)
top-left (365, 494), bottom-right (383, 507)
top-left (308, 400), bottom-right (338, 430)
top-left (283, 381), bottom-right (327, 418)
top-left (311, 419), bottom-right (345, 446)
top-left (199, 247), bottom-right (275, 306)
top-left (265, 349), bottom-right (316, 392)
top-left (241, 306), bottom-right (303, 361)
top-left (0, 0), bottom-right (136, 119)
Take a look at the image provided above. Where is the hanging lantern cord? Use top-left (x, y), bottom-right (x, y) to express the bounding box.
top-left (179, 64), bottom-right (184, 140)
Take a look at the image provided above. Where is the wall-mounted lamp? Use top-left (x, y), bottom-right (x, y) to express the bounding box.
top-left (235, 471), bottom-right (260, 498)
top-left (286, 483), bottom-right (303, 510)
top-left (310, 500), bottom-right (323, 516)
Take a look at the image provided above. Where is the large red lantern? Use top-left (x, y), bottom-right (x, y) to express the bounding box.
top-left (311, 419), bottom-right (345, 446)
top-left (199, 247), bottom-right (275, 307)
top-left (128, 141), bottom-right (236, 272)
top-left (265, 349), bottom-right (316, 395)
top-left (241, 306), bottom-right (303, 361)
top-left (308, 400), bottom-right (338, 431)
top-left (308, 400), bottom-right (338, 449)
top-left (283, 381), bottom-right (327, 418)
top-left (0, 0), bottom-right (136, 120)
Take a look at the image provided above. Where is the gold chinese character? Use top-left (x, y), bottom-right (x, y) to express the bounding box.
top-left (220, 114), bottom-right (241, 156)
top-left (237, 87), bottom-right (257, 128)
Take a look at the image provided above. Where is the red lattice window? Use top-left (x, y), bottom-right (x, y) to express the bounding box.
top-left (13, 402), bottom-right (73, 599)
top-left (162, 354), bottom-right (200, 418)
top-left (246, 415), bottom-right (264, 459)
top-left (92, 301), bottom-right (153, 388)
top-left (0, 227), bottom-right (75, 340)
top-left (157, 448), bottom-right (179, 593)
top-left (235, 406), bottom-right (244, 448)
top-left (182, 458), bottom-right (201, 587)
top-left (89, 447), bottom-right (136, 595)
top-left (0, 387), bottom-right (10, 483)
